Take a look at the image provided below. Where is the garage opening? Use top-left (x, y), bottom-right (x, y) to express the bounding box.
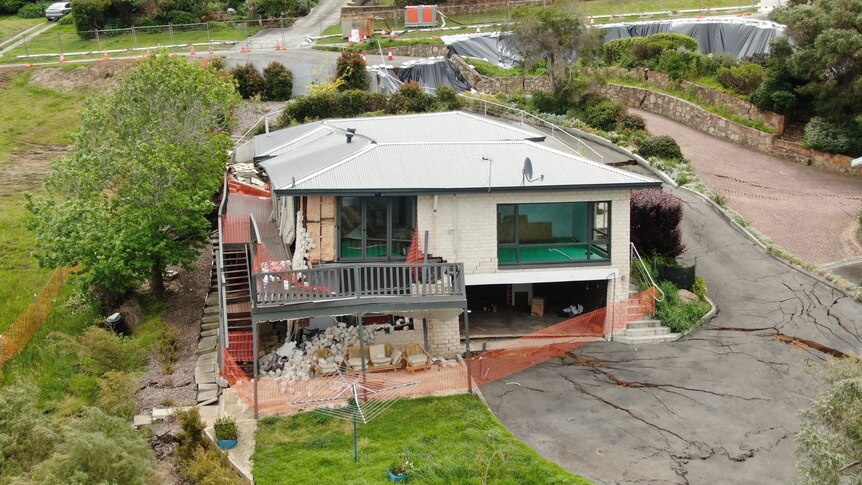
top-left (462, 280), bottom-right (608, 338)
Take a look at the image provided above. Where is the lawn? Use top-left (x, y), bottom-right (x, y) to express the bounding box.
top-left (254, 394), bottom-right (590, 485)
top-left (0, 71), bottom-right (86, 332)
top-left (0, 16), bottom-right (43, 45)
top-left (1, 23), bottom-right (260, 62)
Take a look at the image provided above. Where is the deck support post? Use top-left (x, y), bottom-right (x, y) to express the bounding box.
top-left (464, 307), bottom-right (472, 394)
top-left (253, 317), bottom-right (259, 419)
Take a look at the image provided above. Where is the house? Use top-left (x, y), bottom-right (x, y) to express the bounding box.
top-left (218, 111), bottom-right (660, 400)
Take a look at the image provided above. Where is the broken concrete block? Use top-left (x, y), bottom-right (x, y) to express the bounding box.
top-left (133, 415), bottom-right (153, 427)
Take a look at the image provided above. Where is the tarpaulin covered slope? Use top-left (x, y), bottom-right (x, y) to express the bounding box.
top-left (443, 32), bottom-right (520, 66)
top-left (602, 18), bottom-right (785, 58)
top-left (397, 58), bottom-right (472, 92)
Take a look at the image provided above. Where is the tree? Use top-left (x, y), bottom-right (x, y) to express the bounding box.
top-left (630, 189), bottom-right (685, 258)
top-left (506, 0), bottom-right (601, 93)
top-left (263, 62), bottom-right (293, 101)
top-left (335, 50), bottom-right (370, 91)
top-left (797, 358), bottom-right (862, 485)
top-left (27, 54), bottom-right (240, 297)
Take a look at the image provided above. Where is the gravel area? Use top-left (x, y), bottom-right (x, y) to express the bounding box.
top-left (233, 99), bottom-right (286, 138)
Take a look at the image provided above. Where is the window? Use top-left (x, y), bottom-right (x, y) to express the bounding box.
top-left (339, 196), bottom-right (416, 260)
top-left (497, 202), bottom-right (611, 265)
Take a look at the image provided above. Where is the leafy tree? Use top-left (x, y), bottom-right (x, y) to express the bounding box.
top-left (27, 54), bottom-right (239, 297)
top-left (506, 0), bottom-right (602, 93)
top-left (630, 189), bottom-right (685, 258)
top-left (797, 358), bottom-right (862, 485)
top-left (335, 50), bottom-right (370, 91)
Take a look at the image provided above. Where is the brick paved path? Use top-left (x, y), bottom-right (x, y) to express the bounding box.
top-left (633, 109), bottom-right (862, 265)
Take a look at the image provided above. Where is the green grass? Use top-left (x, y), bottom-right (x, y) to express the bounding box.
top-left (254, 394), bottom-right (590, 485)
top-left (1, 23), bottom-right (260, 63)
top-left (0, 16), bottom-right (43, 44)
top-left (0, 72), bottom-right (86, 332)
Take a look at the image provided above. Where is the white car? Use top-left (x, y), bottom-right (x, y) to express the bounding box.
top-left (45, 2), bottom-right (71, 21)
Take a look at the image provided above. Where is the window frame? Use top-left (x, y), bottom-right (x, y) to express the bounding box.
top-left (337, 196), bottom-right (417, 261)
top-left (496, 201), bottom-right (612, 267)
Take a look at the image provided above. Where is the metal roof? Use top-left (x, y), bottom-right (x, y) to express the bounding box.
top-left (253, 121), bottom-right (327, 159)
top-left (275, 140), bottom-right (659, 194)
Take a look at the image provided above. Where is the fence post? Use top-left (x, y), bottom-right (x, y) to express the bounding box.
top-left (132, 26), bottom-right (137, 51)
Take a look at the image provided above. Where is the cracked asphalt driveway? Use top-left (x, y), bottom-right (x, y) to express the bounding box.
top-left (481, 187), bottom-right (862, 484)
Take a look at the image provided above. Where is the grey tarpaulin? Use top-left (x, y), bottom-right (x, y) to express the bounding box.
top-left (368, 65), bottom-right (402, 94)
top-left (442, 32), bottom-right (521, 67)
top-left (601, 18), bottom-right (785, 58)
top-left (397, 57), bottom-right (472, 92)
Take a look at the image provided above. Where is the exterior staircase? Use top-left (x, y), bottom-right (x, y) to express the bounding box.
top-left (613, 286), bottom-right (681, 345)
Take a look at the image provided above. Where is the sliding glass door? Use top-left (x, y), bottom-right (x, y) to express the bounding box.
top-left (338, 196), bottom-right (416, 260)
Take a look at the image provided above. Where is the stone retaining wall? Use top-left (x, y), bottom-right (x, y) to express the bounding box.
top-left (342, 0), bottom-right (546, 20)
top-left (598, 83), bottom-right (856, 174)
top-left (388, 44), bottom-right (450, 57)
top-left (449, 54), bottom-right (552, 94)
top-left (581, 67), bottom-right (785, 133)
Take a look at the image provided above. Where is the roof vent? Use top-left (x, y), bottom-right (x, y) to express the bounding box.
top-left (346, 128), bottom-right (357, 143)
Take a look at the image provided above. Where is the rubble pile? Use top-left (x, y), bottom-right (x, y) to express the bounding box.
top-left (257, 323), bottom-right (385, 380)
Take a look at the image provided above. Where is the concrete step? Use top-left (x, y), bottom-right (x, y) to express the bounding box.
top-left (624, 326), bottom-right (670, 337)
top-left (201, 322), bottom-right (219, 331)
top-left (614, 333), bottom-right (681, 345)
top-left (626, 319), bottom-right (663, 329)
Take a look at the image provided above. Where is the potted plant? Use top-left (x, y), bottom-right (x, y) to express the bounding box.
top-left (387, 453), bottom-right (413, 482)
top-left (214, 416), bottom-right (239, 450)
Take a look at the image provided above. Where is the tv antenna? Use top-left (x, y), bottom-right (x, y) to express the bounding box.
top-left (522, 157), bottom-right (544, 185)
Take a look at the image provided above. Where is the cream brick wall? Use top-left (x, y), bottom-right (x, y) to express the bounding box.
top-left (417, 189), bottom-right (631, 304)
top-left (365, 317), bottom-right (461, 358)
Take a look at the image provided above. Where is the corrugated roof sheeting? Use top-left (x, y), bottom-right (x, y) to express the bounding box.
top-left (253, 121), bottom-right (325, 158)
top-left (281, 141), bottom-right (657, 193)
top-left (259, 133), bottom-right (373, 192)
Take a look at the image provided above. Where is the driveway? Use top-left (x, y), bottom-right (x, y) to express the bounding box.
top-left (632, 109), bottom-right (862, 267)
top-left (481, 187), bottom-right (862, 484)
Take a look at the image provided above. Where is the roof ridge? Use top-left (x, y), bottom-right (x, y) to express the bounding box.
top-left (260, 123), bottom-right (327, 157)
top-left (518, 140), bottom-right (657, 183)
top-left (292, 143), bottom-right (379, 186)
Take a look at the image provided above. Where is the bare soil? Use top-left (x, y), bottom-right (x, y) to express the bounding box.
top-left (136, 248), bottom-right (213, 483)
top-left (28, 59), bottom-right (138, 93)
top-left (0, 143), bottom-right (67, 194)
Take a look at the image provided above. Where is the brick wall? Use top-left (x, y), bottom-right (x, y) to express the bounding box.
top-left (366, 317), bottom-right (461, 357)
top-left (416, 189), bottom-right (632, 305)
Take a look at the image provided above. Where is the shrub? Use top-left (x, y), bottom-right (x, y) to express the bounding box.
top-left (616, 112), bottom-right (646, 132)
top-left (282, 91), bottom-right (340, 123)
top-left (206, 56), bottom-right (226, 72)
top-left (697, 52), bottom-right (737, 76)
top-left (96, 370), bottom-right (138, 419)
top-left (601, 37), bottom-right (639, 66)
top-left (692, 276), bottom-right (707, 301)
top-left (335, 50), bottom-right (369, 91)
top-left (529, 90), bottom-right (569, 115)
top-left (77, 326), bottom-right (143, 374)
top-left (631, 189), bottom-right (686, 258)
top-left (717, 63), bottom-right (766, 95)
top-left (583, 99), bottom-right (625, 131)
top-left (184, 446), bottom-right (244, 485)
top-left (0, 384), bottom-right (61, 477)
top-left (435, 86), bottom-right (461, 110)
top-left (263, 62), bottom-right (293, 101)
top-left (750, 72), bottom-right (797, 114)
top-left (72, 0), bottom-right (111, 36)
top-left (157, 325), bottom-right (179, 374)
top-left (231, 63), bottom-right (266, 99)
top-left (57, 13), bottom-right (75, 24)
top-left (655, 281), bottom-right (711, 333)
top-left (387, 81), bottom-right (435, 114)
top-left (18, 1), bottom-right (48, 18)
top-left (0, 0), bottom-right (26, 15)
top-left (637, 135), bottom-right (683, 160)
top-left (802, 117), bottom-right (862, 155)
top-left (338, 89), bottom-right (370, 117)
top-left (631, 33), bottom-right (699, 62)
top-left (175, 408), bottom-right (208, 462)
top-left (214, 416), bottom-right (239, 441)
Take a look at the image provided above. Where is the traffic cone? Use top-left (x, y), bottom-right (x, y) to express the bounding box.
top-left (240, 42), bottom-right (251, 53)
top-left (275, 40), bottom-right (282, 51)
top-left (362, 51), bottom-right (367, 63)
top-left (390, 29), bottom-right (397, 39)
top-left (190, 43), bottom-right (196, 55)
top-left (476, 25), bottom-right (481, 33)
top-left (387, 48), bottom-right (393, 61)
top-left (146, 48), bottom-right (152, 57)
top-left (59, 52), bottom-right (67, 64)
top-left (100, 51), bottom-right (109, 61)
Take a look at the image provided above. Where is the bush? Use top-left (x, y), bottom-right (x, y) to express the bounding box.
top-left (631, 189), bottom-right (686, 258)
top-left (717, 63), bottom-right (766, 95)
top-left (631, 33), bottom-right (699, 62)
top-left (655, 281), bottom-right (710, 333)
top-left (72, 0), bottom-right (111, 36)
top-left (77, 326), bottom-right (143, 374)
top-left (637, 135), bottom-right (683, 160)
top-left (282, 90), bottom-right (340, 123)
top-left (0, 384), bottom-right (61, 478)
top-left (231, 63), bottom-right (266, 99)
top-left (692, 276), bottom-right (707, 301)
top-left (157, 325), bottom-right (179, 373)
top-left (530, 90), bottom-right (570, 115)
top-left (96, 370), bottom-right (138, 419)
top-left (184, 446), bottom-right (244, 485)
top-left (335, 50), bottom-right (369, 91)
top-left (802, 117), bottom-right (862, 155)
top-left (435, 86), bottom-right (461, 110)
top-left (214, 416), bottom-right (239, 440)
top-left (616, 112), bottom-right (646, 132)
top-left (168, 10), bottom-right (198, 24)
top-left (175, 408), bottom-right (208, 462)
top-left (602, 37), bottom-right (639, 66)
top-left (206, 56), bottom-right (226, 72)
top-left (583, 99), bottom-right (625, 131)
top-left (697, 52), bottom-right (738, 77)
top-left (0, 0), bottom-right (26, 15)
top-left (57, 12), bottom-right (74, 24)
top-left (750, 72), bottom-right (797, 114)
top-left (387, 81), bottom-right (435, 114)
top-left (263, 62), bottom-right (293, 101)
top-left (18, 1), bottom-right (48, 18)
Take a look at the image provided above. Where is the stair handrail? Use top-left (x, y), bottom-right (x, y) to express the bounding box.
top-left (630, 242), bottom-right (664, 302)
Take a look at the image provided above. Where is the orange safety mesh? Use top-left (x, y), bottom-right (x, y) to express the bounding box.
top-left (228, 177), bottom-right (271, 197)
top-left (0, 267), bottom-right (73, 381)
top-left (217, 289), bottom-right (658, 418)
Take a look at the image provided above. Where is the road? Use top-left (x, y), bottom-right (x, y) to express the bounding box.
top-left (481, 186), bottom-right (862, 484)
top-left (0, 21), bottom-right (56, 57)
top-left (632, 108), bottom-right (862, 268)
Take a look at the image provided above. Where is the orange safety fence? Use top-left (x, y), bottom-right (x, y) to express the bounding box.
top-left (218, 289), bottom-right (657, 417)
top-left (0, 267), bottom-right (73, 380)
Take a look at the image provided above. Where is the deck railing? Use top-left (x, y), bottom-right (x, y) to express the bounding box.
top-left (250, 261), bottom-right (466, 307)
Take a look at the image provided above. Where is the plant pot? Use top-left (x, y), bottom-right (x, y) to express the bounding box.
top-left (387, 468), bottom-right (408, 482)
top-left (217, 439), bottom-right (238, 450)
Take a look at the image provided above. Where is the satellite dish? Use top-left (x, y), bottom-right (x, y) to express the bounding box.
top-left (522, 157), bottom-right (544, 185)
